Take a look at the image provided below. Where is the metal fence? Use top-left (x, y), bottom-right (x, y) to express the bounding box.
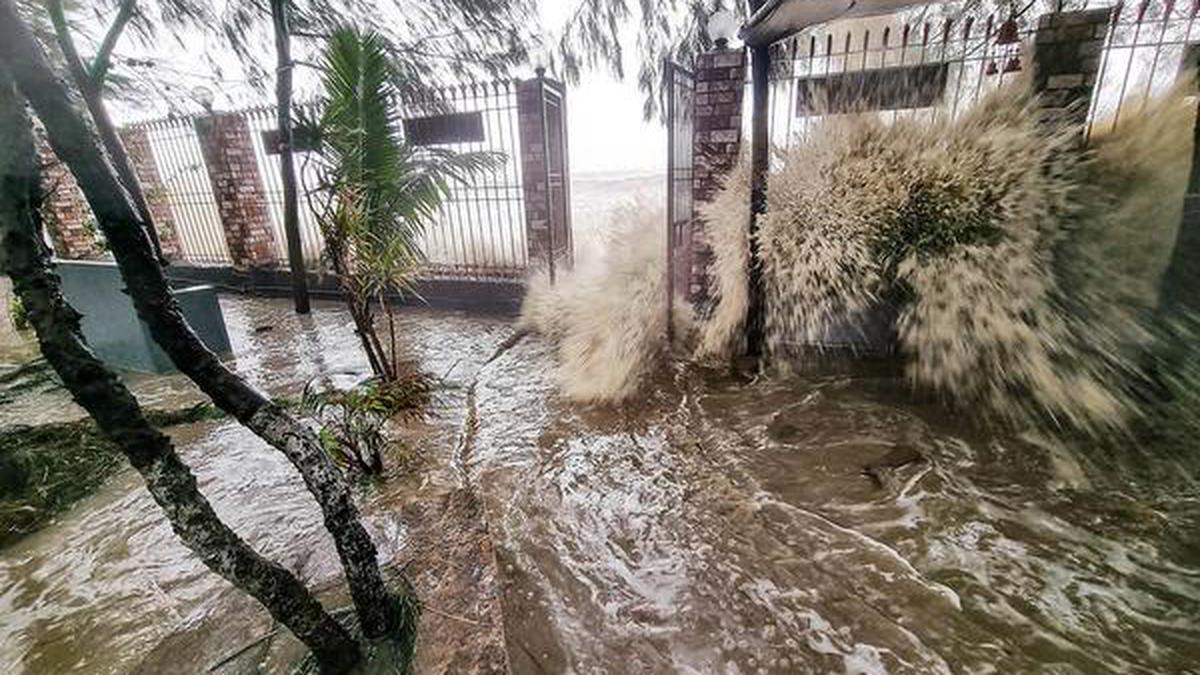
top-left (1087, 0), bottom-right (1200, 138)
top-left (138, 116), bottom-right (232, 265)
top-left (665, 60), bottom-right (695, 339)
top-left (758, 0), bottom-right (1199, 149)
top-left (406, 81), bottom-right (528, 277)
top-left (761, 14), bottom-right (1035, 150)
top-left (244, 103), bottom-right (326, 266)
top-left (128, 79), bottom-right (530, 278)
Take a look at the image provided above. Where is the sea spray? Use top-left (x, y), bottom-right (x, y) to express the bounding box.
top-left (697, 77), bottom-right (1194, 432)
top-left (519, 201), bottom-right (693, 403)
top-left (694, 155), bottom-right (751, 360)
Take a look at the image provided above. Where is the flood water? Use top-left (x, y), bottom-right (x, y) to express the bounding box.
top-left (2, 295), bottom-right (1199, 673)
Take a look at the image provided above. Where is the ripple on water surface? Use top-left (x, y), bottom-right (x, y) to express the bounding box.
top-left (2, 297), bottom-right (1199, 674)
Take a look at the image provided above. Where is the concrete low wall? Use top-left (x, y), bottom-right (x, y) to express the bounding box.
top-left (56, 260), bottom-right (231, 373)
top-left (163, 264), bottom-right (526, 316)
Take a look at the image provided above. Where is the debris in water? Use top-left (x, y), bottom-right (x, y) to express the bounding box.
top-left (862, 446), bottom-right (924, 490)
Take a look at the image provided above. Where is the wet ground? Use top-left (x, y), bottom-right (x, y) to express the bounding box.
top-left (3, 294), bottom-right (1200, 674)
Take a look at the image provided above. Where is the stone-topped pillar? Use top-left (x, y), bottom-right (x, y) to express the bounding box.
top-left (690, 48), bottom-right (746, 302)
top-left (194, 113), bottom-right (279, 268)
top-left (1032, 7), bottom-right (1114, 131)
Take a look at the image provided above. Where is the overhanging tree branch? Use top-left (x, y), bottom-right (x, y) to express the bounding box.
top-left (0, 62), bottom-right (360, 675)
top-left (0, 0), bottom-right (404, 644)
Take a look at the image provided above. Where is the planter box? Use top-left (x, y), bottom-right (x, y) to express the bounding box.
top-left (55, 260), bottom-right (231, 373)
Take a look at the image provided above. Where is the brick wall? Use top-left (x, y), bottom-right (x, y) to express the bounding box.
top-left (38, 139), bottom-right (103, 259)
top-left (689, 48), bottom-right (746, 302)
top-left (119, 126), bottom-right (183, 260)
top-left (1032, 7), bottom-right (1114, 129)
top-left (194, 113), bottom-right (279, 268)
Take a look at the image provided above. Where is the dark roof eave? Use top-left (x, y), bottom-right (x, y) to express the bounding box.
top-left (740, 0), bottom-right (931, 47)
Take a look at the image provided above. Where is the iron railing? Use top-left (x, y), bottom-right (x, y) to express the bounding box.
top-left (761, 13), bottom-right (1036, 150)
top-left (665, 60), bottom-right (695, 341)
top-left (134, 116), bottom-right (232, 265)
top-left (125, 79), bottom-right (530, 278)
top-left (1087, 0), bottom-right (1200, 139)
top-left (758, 0), bottom-right (1198, 148)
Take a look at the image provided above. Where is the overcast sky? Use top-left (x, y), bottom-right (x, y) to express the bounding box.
top-left (98, 2), bottom-right (668, 176)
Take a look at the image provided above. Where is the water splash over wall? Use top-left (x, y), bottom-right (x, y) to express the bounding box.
top-left (519, 201), bottom-right (693, 403)
top-left (699, 78), bottom-right (1194, 433)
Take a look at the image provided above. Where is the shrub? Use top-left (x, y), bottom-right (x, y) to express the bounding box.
top-left (300, 373), bottom-right (432, 477)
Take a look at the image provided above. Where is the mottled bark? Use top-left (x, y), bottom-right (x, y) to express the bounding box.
top-left (0, 66), bottom-right (359, 673)
top-left (0, 0), bottom-right (399, 639)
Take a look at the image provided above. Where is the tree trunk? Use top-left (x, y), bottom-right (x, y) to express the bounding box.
top-left (0, 66), bottom-right (359, 673)
top-left (327, 235), bottom-right (391, 380)
top-left (270, 0), bottom-right (312, 314)
top-left (46, 0), bottom-right (166, 264)
top-left (0, 0), bottom-right (400, 640)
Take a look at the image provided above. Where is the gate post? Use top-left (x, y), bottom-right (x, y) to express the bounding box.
top-left (1031, 6), bottom-right (1114, 133)
top-left (194, 112), bottom-right (279, 269)
top-left (517, 70), bottom-right (572, 279)
top-left (689, 47), bottom-right (746, 303)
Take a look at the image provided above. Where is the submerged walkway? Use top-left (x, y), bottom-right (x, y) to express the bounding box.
top-left (1, 297), bottom-right (1198, 673)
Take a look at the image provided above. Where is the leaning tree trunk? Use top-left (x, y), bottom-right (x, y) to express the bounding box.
top-left (0, 0), bottom-right (400, 640)
top-left (0, 66), bottom-right (359, 674)
top-left (45, 0), bottom-right (166, 263)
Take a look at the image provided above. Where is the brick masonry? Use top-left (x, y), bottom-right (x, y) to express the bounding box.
top-left (38, 137), bottom-right (103, 260)
top-left (1032, 7), bottom-right (1115, 129)
top-left (119, 126), bottom-right (183, 260)
top-left (517, 75), bottom-right (571, 273)
top-left (194, 113), bottom-right (279, 269)
top-left (689, 48), bottom-right (746, 302)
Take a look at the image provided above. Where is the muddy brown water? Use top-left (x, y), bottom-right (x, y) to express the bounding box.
top-left (2, 296), bottom-right (1199, 674)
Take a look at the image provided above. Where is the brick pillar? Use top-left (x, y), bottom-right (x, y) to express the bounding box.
top-left (1032, 7), bottom-right (1114, 130)
top-left (119, 126), bottom-right (183, 261)
top-left (194, 113), bottom-right (278, 268)
top-left (37, 140), bottom-right (102, 259)
top-left (517, 76), bottom-right (553, 269)
top-left (689, 48), bottom-right (746, 303)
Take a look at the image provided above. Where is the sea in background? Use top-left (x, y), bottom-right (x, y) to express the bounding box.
top-left (569, 169), bottom-right (665, 265)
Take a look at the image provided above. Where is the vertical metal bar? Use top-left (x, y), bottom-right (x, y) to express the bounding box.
top-left (747, 44), bottom-right (770, 357)
top-left (1085, 4), bottom-right (1122, 140)
top-left (503, 80), bottom-right (526, 269)
top-left (538, 71), bottom-right (557, 284)
top-left (1139, 0), bottom-right (1176, 114)
top-left (665, 59), bottom-right (676, 344)
top-left (558, 80), bottom-right (574, 267)
top-left (1113, 2), bottom-right (1151, 129)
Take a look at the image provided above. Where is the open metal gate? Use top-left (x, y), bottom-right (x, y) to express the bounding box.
top-left (538, 76), bottom-right (573, 282)
top-left (665, 60), bottom-right (695, 342)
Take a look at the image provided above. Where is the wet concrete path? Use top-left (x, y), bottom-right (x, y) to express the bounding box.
top-left (2, 296), bottom-right (1199, 674)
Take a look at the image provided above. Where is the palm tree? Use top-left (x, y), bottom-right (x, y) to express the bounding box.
top-left (310, 26), bottom-right (502, 382)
